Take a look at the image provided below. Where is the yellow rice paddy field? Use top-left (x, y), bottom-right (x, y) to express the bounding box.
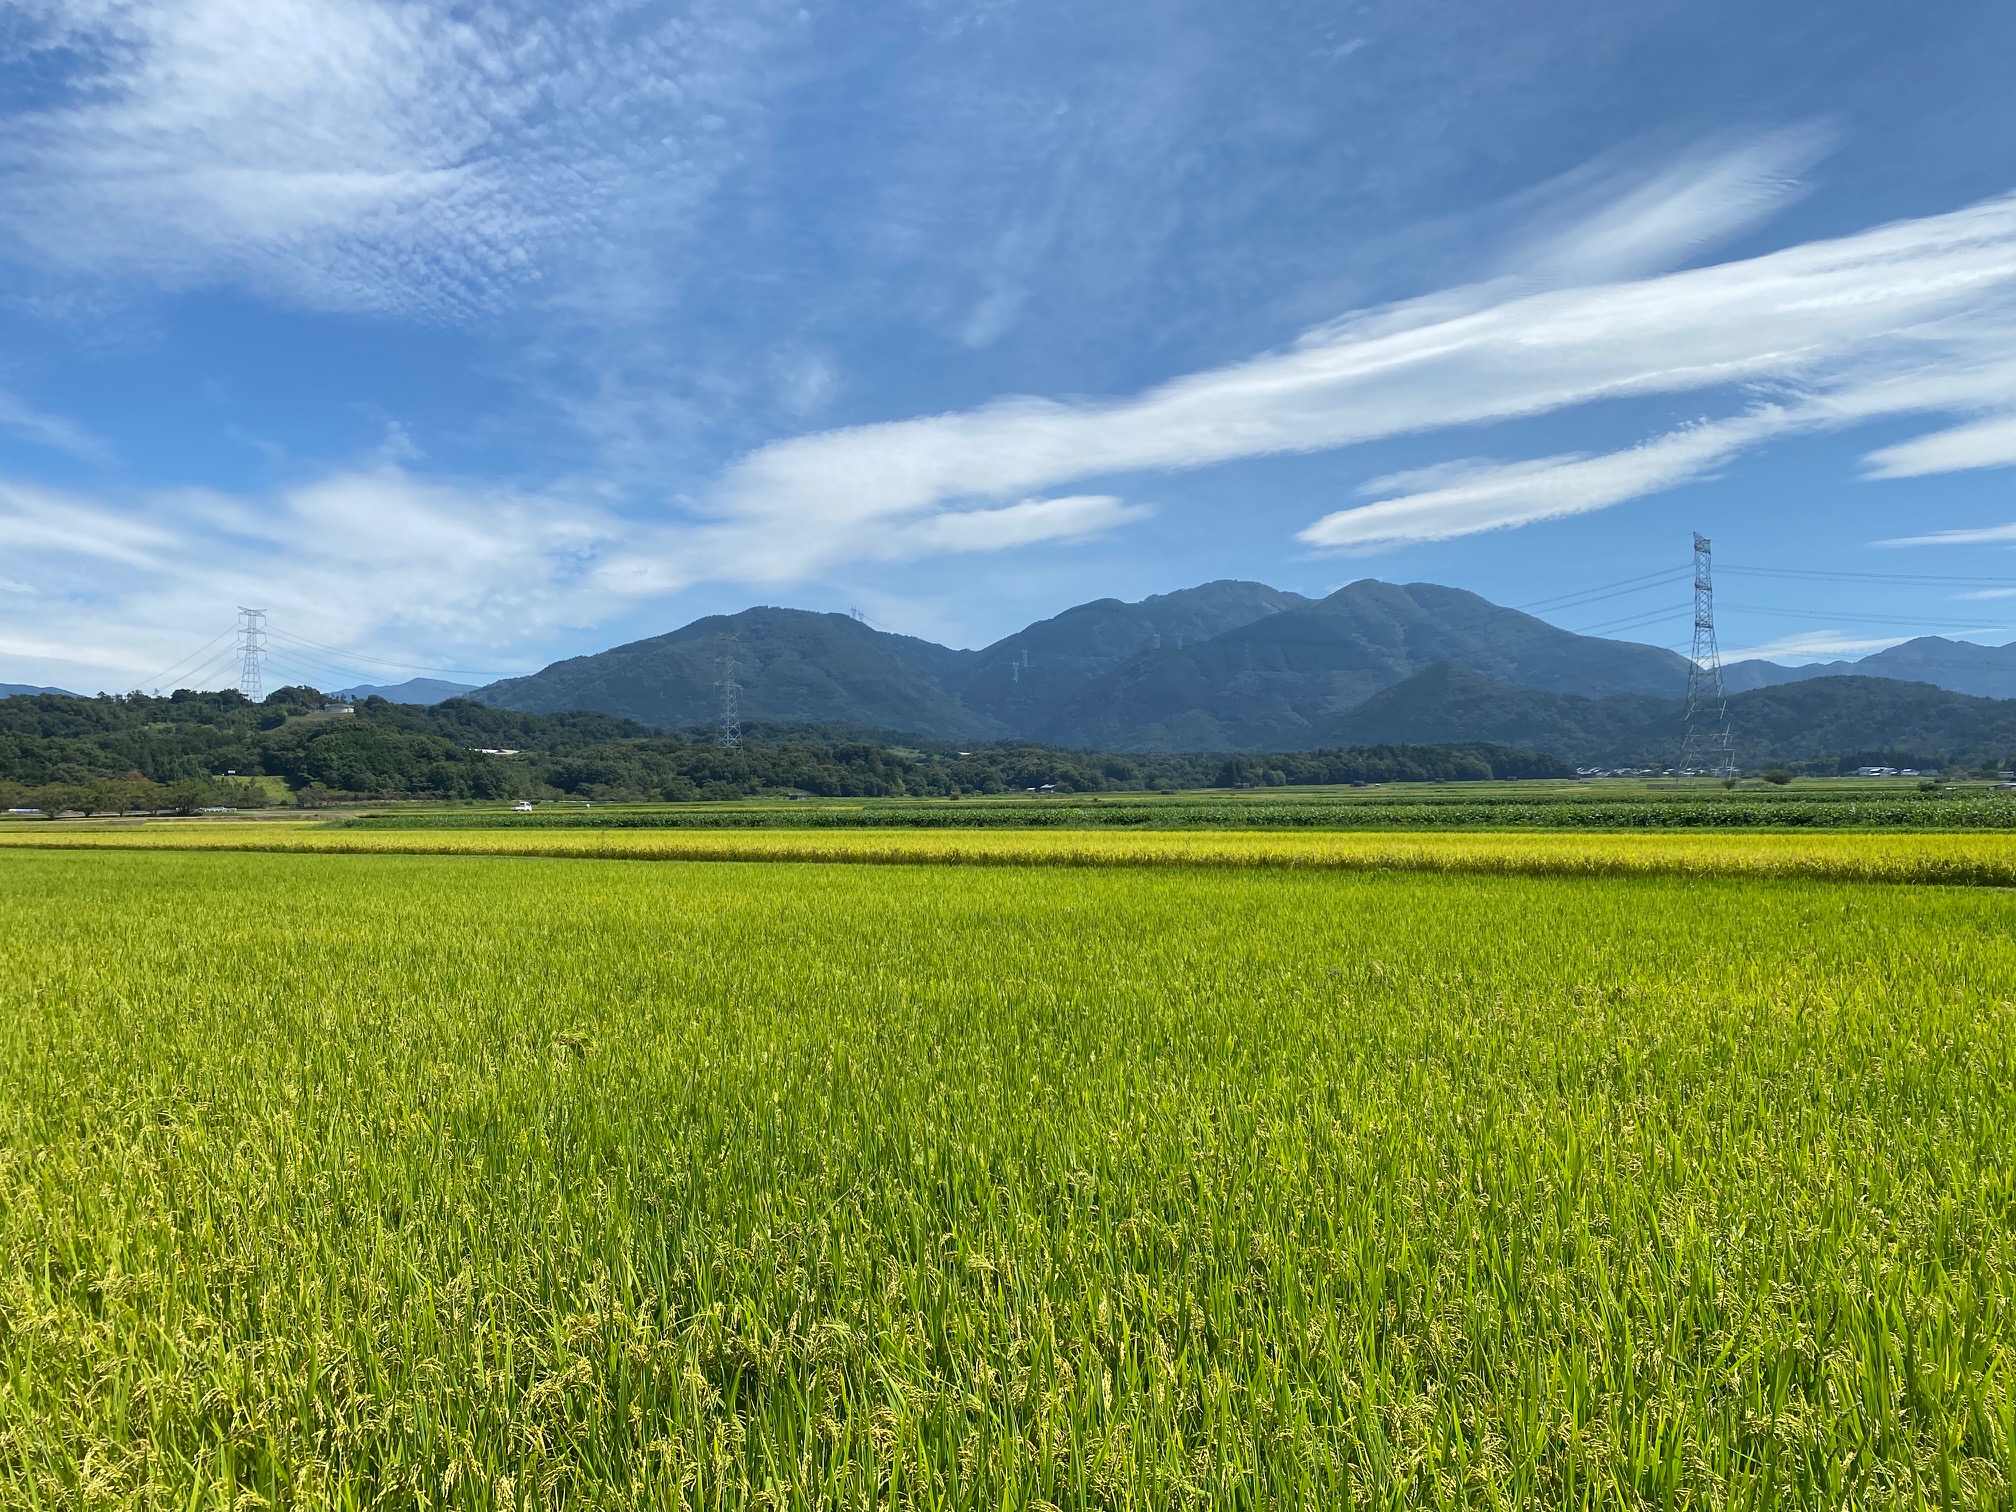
top-left (6, 818), bottom-right (2016, 886)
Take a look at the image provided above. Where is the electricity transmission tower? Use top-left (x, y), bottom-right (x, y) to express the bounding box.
top-left (1680, 534), bottom-right (1735, 778)
top-left (715, 633), bottom-right (742, 749)
top-left (235, 607), bottom-right (267, 702)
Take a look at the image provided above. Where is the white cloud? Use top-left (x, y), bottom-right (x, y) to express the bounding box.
top-left (1955, 587), bottom-right (2016, 600)
top-left (1718, 631), bottom-right (1913, 662)
top-left (1879, 520), bottom-right (2016, 548)
top-left (1863, 411), bottom-right (2016, 478)
top-left (0, 465), bottom-right (1153, 690)
top-left (0, 476), bottom-right (174, 567)
top-left (704, 172), bottom-right (2016, 550)
top-left (1501, 126), bottom-right (1830, 285)
top-left (0, 0), bottom-right (800, 316)
top-left (0, 464), bottom-right (625, 686)
top-left (888, 495), bottom-right (1151, 555)
top-left (0, 386), bottom-right (109, 460)
top-left (1298, 409), bottom-right (1793, 549)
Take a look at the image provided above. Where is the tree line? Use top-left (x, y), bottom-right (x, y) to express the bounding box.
top-left (0, 685), bottom-right (1567, 811)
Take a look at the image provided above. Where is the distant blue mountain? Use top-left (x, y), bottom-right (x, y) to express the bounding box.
top-left (333, 677), bottom-right (480, 705)
top-left (1, 683), bottom-right (77, 698)
top-left (1722, 637), bottom-right (2016, 700)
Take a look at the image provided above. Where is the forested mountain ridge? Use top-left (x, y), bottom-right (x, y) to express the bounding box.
top-left (472, 579), bottom-right (1693, 748)
top-left (477, 607), bottom-right (990, 738)
top-left (1340, 665), bottom-right (2016, 772)
top-left (1723, 636), bottom-right (2016, 699)
top-left (332, 677), bottom-right (480, 704)
top-left (11, 581), bottom-right (2015, 789)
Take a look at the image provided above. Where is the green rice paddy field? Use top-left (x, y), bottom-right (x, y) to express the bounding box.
top-left (5, 837), bottom-right (2016, 1507)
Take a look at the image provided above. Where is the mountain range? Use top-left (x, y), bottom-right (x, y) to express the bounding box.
top-left (11, 580), bottom-right (2012, 767)
top-left (1722, 638), bottom-right (2016, 699)
top-left (333, 677), bottom-right (481, 705)
top-left (473, 580), bottom-right (1696, 751)
top-left (1331, 664), bottom-right (2016, 769)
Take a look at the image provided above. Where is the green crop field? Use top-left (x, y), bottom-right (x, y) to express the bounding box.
top-left (319, 781), bottom-right (2016, 834)
top-left (5, 843), bottom-right (2016, 1508)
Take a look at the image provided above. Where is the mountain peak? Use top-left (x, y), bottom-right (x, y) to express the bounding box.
top-left (470, 576), bottom-right (1724, 750)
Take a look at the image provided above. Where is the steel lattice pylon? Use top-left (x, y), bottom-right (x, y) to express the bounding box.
top-left (715, 633), bottom-right (742, 750)
top-left (1679, 534), bottom-right (1734, 779)
top-left (235, 607), bottom-right (267, 703)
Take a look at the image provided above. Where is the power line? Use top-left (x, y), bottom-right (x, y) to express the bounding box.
top-left (1516, 567), bottom-right (1689, 612)
top-left (1722, 565), bottom-right (2016, 588)
top-left (140, 626), bottom-right (238, 691)
top-left (164, 643), bottom-right (244, 693)
top-left (262, 646), bottom-right (382, 688)
top-left (1565, 604), bottom-right (1691, 637)
top-left (1528, 573), bottom-right (1691, 616)
top-left (1721, 604), bottom-right (2014, 631)
top-left (263, 629), bottom-right (505, 678)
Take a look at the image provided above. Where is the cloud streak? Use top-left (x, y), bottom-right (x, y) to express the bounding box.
top-left (0, 386), bottom-right (110, 461)
top-left (1879, 520), bottom-right (2016, 548)
top-left (705, 160), bottom-right (2016, 552)
top-left (0, 0), bottom-right (802, 317)
top-left (1863, 412), bottom-right (2016, 479)
top-left (1718, 631), bottom-right (1919, 662)
top-left (1300, 409), bottom-right (1794, 549)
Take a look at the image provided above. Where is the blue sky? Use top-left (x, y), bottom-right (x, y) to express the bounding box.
top-left (4, 0), bottom-right (2016, 693)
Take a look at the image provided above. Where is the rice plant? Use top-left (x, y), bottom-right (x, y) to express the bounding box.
top-left (3, 848), bottom-right (2015, 1507)
top-left (9, 821), bottom-right (2016, 888)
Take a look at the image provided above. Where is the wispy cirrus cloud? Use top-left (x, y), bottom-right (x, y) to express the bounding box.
top-left (0, 0), bottom-right (803, 317)
top-left (1863, 411), bottom-right (2016, 479)
top-left (1879, 520), bottom-right (2016, 548)
top-left (1718, 631), bottom-right (1918, 662)
top-left (1497, 125), bottom-right (1830, 285)
top-left (698, 140), bottom-right (2016, 555)
top-left (0, 384), bottom-right (109, 460)
top-left (1301, 409), bottom-right (1794, 550)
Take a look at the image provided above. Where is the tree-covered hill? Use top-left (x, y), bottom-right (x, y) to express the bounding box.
top-left (1336, 664), bottom-right (2016, 772)
top-left (0, 686), bottom-right (1565, 811)
top-left (468, 580), bottom-right (1693, 748)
